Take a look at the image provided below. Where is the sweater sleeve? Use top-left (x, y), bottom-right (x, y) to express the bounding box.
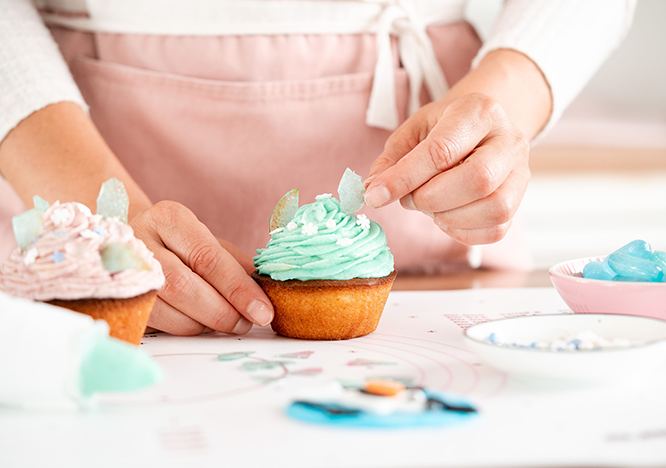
top-left (0, 0), bottom-right (88, 143)
top-left (472, 0), bottom-right (637, 140)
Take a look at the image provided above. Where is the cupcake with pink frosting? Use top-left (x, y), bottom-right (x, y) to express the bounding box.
top-left (0, 179), bottom-right (164, 345)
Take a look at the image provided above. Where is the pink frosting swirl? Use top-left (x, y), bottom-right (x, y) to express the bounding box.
top-left (0, 201), bottom-right (165, 300)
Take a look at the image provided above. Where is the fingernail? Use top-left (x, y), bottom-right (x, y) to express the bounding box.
top-left (365, 185), bottom-right (391, 208)
top-left (232, 317), bottom-right (253, 335)
top-left (364, 174), bottom-right (377, 188)
top-left (424, 211), bottom-right (434, 218)
top-left (247, 299), bottom-right (273, 326)
top-left (402, 193), bottom-right (416, 211)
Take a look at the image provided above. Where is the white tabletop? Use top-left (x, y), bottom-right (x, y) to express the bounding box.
top-left (2, 288), bottom-right (665, 468)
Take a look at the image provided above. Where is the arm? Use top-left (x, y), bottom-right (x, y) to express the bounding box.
top-left (0, 1), bottom-right (273, 334)
top-left (365, 0), bottom-right (636, 246)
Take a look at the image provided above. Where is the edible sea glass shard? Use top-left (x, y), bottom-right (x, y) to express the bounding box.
top-left (582, 259), bottom-right (617, 281)
top-left (276, 351), bottom-right (314, 359)
top-left (32, 195), bottom-right (50, 213)
top-left (338, 168), bottom-right (365, 214)
top-left (607, 252), bottom-right (664, 282)
top-left (100, 243), bottom-right (150, 273)
top-left (79, 334), bottom-right (163, 398)
top-left (96, 178), bottom-right (129, 223)
top-left (12, 209), bottom-right (43, 251)
top-left (269, 189), bottom-right (299, 232)
top-left (610, 239), bottom-right (652, 259)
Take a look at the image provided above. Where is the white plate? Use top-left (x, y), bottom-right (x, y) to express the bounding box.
top-left (463, 314), bottom-right (666, 386)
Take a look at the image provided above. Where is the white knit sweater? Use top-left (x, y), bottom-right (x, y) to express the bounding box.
top-left (0, 0), bottom-right (636, 143)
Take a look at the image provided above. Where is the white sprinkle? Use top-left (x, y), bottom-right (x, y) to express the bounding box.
top-left (325, 220), bottom-right (336, 230)
top-left (74, 203), bottom-right (92, 216)
top-left (302, 223), bottom-right (318, 236)
top-left (356, 214), bottom-right (370, 230)
top-left (336, 238), bottom-right (354, 247)
top-left (50, 208), bottom-right (70, 227)
top-left (269, 227), bottom-right (285, 235)
top-left (315, 193), bottom-right (332, 201)
top-left (287, 221), bottom-right (299, 231)
top-left (23, 247), bottom-right (38, 265)
top-left (79, 229), bottom-right (98, 239)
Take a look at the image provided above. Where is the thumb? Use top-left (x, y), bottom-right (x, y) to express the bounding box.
top-left (365, 127), bottom-right (418, 188)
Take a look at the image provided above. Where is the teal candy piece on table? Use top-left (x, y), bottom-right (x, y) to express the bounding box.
top-left (96, 177), bottom-right (129, 223)
top-left (607, 252), bottom-right (663, 283)
top-left (12, 208), bottom-right (43, 251)
top-left (100, 243), bottom-right (149, 273)
top-left (337, 168), bottom-right (365, 214)
top-left (79, 334), bottom-right (163, 398)
top-left (582, 259), bottom-right (617, 281)
top-left (32, 195), bottom-right (50, 213)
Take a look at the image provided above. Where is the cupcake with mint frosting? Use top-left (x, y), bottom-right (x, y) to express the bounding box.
top-left (253, 169), bottom-right (396, 340)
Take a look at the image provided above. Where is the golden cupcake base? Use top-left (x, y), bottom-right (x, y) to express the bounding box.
top-left (48, 290), bottom-right (158, 345)
top-left (252, 270), bottom-right (397, 340)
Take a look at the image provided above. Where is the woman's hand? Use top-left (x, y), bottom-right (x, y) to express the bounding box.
top-left (364, 50), bottom-right (552, 246)
top-left (131, 201), bottom-right (274, 336)
top-left (365, 93), bottom-right (530, 245)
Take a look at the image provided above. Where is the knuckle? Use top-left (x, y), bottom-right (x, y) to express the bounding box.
top-left (161, 268), bottom-right (194, 299)
top-left (485, 223), bottom-right (511, 244)
top-left (218, 270), bottom-right (247, 307)
top-left (426, 137), bottom-right (459, 171)
top-left (189, 242), bottom-right (220, 277)
top-left (489, 196), bottom-right (514, 225)
top-left (468, 160), bottom-right (496, 198)
top-left (417, 187), bottom-right (439, 213)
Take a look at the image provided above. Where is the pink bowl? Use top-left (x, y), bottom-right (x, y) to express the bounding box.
top-left (549, 256), bottom-right (666, 321)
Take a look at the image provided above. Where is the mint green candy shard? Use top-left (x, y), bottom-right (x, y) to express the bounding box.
top-left (12, 208), bottom-right (43, 251)
top-left (337, 168), bottom-right (365, 214)
top-left (217, 351), bottom-right (255, 361)
top-left (32, 195), bottom-right (50, 213)
top-left (96, 177), bottom-right (129, 223)
top-left (79, 334), bottom-right (163, 398)
top-left (269, 189), bottom-right (299, 232)
top-left (100, 243), bottom-right (149, 273)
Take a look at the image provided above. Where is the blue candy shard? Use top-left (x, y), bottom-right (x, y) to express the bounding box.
top-left (607, 252), bottom-right (663, 282)
top-left (96, 178), bottom-right (129, 223)
top-left (610, 239), bottom-right (652, 259)
top-left (100, 243), bottom-right (149, 273)
top-left (649, 251), bottom-right (666, 281)
top-left (583, 260), bottom-right (617, 281)
top-left (12, 208), bottom-right (43, 251)
top-left (32, 195), bottom-right (50, 213)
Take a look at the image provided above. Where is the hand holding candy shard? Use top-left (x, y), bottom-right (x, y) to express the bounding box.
top-left (100, 243), bottom-right (150, 273)
top-left (607, 252), bottom-right (664, 282)
top-left (338, 168), bottom-right (365, 214)
top-left (32, 195), bottom-right (50, 213)
top-left (269, 189), bottom-right (299, 232)
top-left (611, 239), bottom-right (652, 260)
top-left (12, 208), bottom-right (43, 251)
top-left (582, 259), bottom-right (617, 281)
top-left (96, 177), bottom-right (129, 223)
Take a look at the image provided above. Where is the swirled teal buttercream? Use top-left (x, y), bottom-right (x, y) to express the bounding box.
top-left (254, 196), bottom-right (394, 281)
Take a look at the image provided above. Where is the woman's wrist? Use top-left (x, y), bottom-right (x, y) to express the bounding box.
top-left (442, 49), bottom-right (552, 140)
top-left (0, 101), bottom-right (152, 217)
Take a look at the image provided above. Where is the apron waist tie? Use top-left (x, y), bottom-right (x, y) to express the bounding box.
top-left (366, 0), bottom-right (449, 131)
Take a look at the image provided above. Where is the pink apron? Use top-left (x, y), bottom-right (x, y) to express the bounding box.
top-left (0, 0), bottom-right (532, 273)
